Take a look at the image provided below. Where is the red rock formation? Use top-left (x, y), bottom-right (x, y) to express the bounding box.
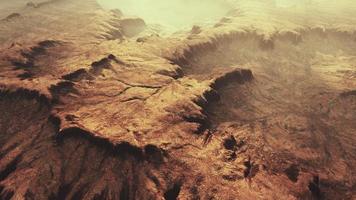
top-left (0, 0), bottom-right (355, 199)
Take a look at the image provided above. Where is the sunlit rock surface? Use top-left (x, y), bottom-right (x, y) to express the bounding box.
top-left (0, 0), bottom-right (355, 199)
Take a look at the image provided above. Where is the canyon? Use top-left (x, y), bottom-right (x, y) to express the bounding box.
top-left (0, 0), bottom-right (355, 199)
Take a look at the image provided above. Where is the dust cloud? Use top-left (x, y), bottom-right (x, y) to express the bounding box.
top-left (97, 0), bottom-right (355, 30)
top-left (97, 0), bottom-right (235, 29)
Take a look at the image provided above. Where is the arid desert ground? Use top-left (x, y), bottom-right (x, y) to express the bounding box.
top-left (0, 0), bottom-right (355, 199)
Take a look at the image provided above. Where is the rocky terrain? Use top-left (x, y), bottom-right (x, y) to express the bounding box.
top-left (0, 0), bottom-right (355, 199)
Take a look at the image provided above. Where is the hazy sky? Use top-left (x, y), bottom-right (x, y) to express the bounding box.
top-left (98, 0), bottom-right (234, 29)
top-left (97, 0), bottom-right (356, 29)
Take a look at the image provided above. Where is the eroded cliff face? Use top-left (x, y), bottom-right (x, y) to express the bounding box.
top-left (0, 0), bottom-right (355, 199)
